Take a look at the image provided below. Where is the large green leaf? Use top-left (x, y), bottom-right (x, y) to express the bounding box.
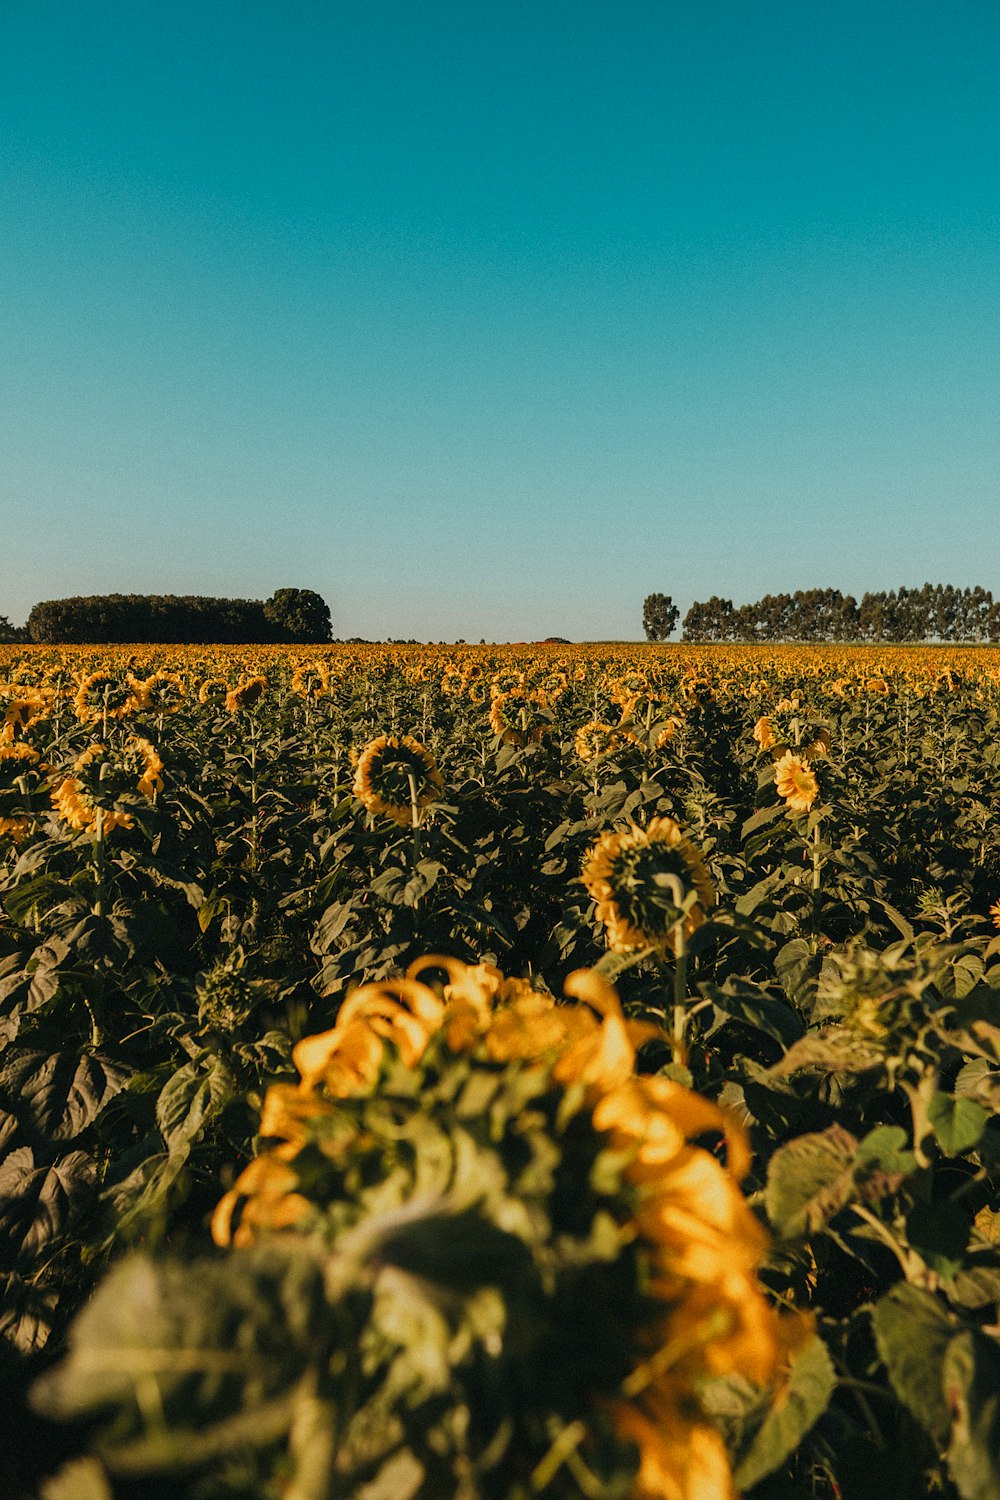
top-left (944, 1330), bottom-right (1000, 1500)
top-left (928, 1092), bottom-right (988, 1156)
top-left (764, 1125), bottom-right (858, 1238)
top-left (733, 1333), bottom-right (837, 1491)
top-left (871, 1284), bottom-right (955, 1445)
top-left (0, 1146), bottom-right (96, 1262)
top-left (0, 1050), bottom-right (129, 1144)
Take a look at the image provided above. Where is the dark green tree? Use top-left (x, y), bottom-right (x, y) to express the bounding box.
top-left (642, 593), bottom-right (680, 642)
top-left (263, 588), bottom-right (333, 644)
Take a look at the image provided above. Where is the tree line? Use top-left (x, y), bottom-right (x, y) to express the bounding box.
top-left (644, 586), bottom-right (1000, 643)
top-left (0, 589), bottom-right (332, 645)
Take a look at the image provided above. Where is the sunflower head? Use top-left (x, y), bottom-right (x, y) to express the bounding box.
top-left (773, 751), bottom-right (820, 814)
top-left (575, 721), bottom-right (620, 762)
top-left (582, 817), bottom-right (715, 955)
top-left (291, 661), bottom-right (330, 699)
top-left (204, 956), bottom-right (787, 1500)
top-left (489, 688), bottom-right (551, 745)
top-left (50, 736), bottom-right (164, 834)
top-left (353, 734), bottom-right (443, 826)
top-left (73, 671), bottom-right (142, 724)
top-left (135, 671), bottom-right (187, 714)
top-left (225, 675), bottom-right (267, 713)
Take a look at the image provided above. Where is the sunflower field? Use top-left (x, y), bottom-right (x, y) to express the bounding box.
top-left (3, 644), bottom-right (1000, 1500)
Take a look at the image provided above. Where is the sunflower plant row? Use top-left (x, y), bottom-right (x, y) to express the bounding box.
top-left (2, 643), bottom-right (1000, 1500)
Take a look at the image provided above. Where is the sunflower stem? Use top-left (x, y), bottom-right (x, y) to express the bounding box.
top-left (672, 926), bottom-right (689, 1064)
top-left (407, 771), bottom-right (422, 865)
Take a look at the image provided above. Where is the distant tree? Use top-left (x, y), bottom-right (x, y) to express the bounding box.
top-left (642, 593), bottom-right (680, 642)
top-left (263, 588), bottom-right (332, 644)
top-left (682, 597), bottom-right (733, 642)
top-left (0, 614), bottom-right (26, 643)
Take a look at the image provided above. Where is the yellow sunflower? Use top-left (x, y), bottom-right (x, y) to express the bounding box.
top-left (211, 956), bottom-right (788, 1500)
top-left (50, 736), bottom-right (164, 834)
top-left (352, 733), bottom-right (443, 826)
top-left (582, 816), bottom-right (715, 955)
top-left (225, 675), bottom-right (267, 713)
top-left (773, 751), bottom-right (819, 813)
top-left (575, 720), bottom-right (620, 761)
top-left (73, 671), bottom-right (143, 724)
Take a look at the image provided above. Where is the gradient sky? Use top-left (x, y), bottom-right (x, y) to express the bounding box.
top-left (2, 1), bottom-right (998, 641)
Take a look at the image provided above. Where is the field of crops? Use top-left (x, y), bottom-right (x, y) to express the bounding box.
top-left (3, 643), bottom-right (1000, 1500)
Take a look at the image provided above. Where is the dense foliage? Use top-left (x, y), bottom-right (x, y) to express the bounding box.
top-left (683, 584), bottom-right (1000, 643)
top-left (2, 642), bottom-right (1000, 1499)
top-left (24, 589), bottom-right (332, 645)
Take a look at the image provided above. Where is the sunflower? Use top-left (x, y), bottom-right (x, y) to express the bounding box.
top-left (196, 676), bottom-right (228, 705)
top-left (0, 741), bottom-right (42, 839)
top-left (225, 675), bottom-right (267, 713)
top-left (489, 688), bottom-right (551, 745)
top-left (132, 670), bottom-right (186, 714)
top-left (774, 751), bottom-right (819, 813)
top-left (990, 899), bottom-right (1000, 932)
top-left (73, 671), bottom-right (143, 724)
top-left (50, 736), bottom-right (164, 834)
top-left (575, 721), bottom-right (620, 761)
top-left (582, 817), bottom-right (715, 955)
top-left (210, 956), bottom-right (787, 1500)
top-left (0, 683), bottom-right (51, 740)
top-left (291, 660), bottom-right (330, 699)
top-left (352, 733), bottom-right (443, 826)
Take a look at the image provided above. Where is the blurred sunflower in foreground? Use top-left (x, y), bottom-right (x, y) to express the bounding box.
top-left (353, 733), bottom-right (443, 826)
top-left (36, 958), bottom-right (791, 1500)
top-left (582, 817), bottom-right (715, 955)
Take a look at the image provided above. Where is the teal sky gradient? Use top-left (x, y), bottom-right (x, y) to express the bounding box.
top-left (2, 2), bottom-right (998, 640)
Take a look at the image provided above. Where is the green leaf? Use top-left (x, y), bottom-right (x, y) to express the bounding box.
top-left (906, 1201), bottom-right (972, 1281)
top-left (735, 870), bottom-right (783, 916)
top-left (871, 1284), bottom-right (954, 1445)
top-left (3, 873), bottom-right (73, 924)
top-left (31, 1249), bottom-right (329, 1466)
top-left (156, 1054), bottom-right (234, 1151)
top-left (0, 1146), bottom-right (96, 1263)
top-left (701, 979), bottom-right (804, 1046)
top-left (854, 1124), bottom-right (916, 1176)
top-left (765, 1126), bottom-right (858, 1238)
top-left (741, 802), bottom-right (785, 840)
top-left (402, 860), bottom-right (444, 907)
top-left (733, 1334), bottom-right (837, 1491)
top-left (0, 1268), bottom-right (57, 1354)
top-left (0, 1050), bottom-right (130, 1143)
top-left (774, 938), bottom-right (818, 1008)
top-left (943, 1330), bottom-right (1000, 1500)
top-left (928, 1093), bottom-right (988, 1156)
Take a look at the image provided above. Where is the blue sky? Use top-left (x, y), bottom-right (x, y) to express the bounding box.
top-left (2, 1), bottom-right (998, 640)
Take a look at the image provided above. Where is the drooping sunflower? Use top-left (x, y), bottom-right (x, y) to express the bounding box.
top-left (0, 683), bottom-right (51, 741)
top-left (773, 750), bottom-right (820, 814)
top-left (225, 675), bottom-right (267, 713)
top-left (352, 733), bottom-right (443, 826)
top-left (489, 687), bottom-right (552, 745)
top-left (73, 671), bottom-right (143, 724)
top-left (132, 670), bottom-right (187, 715)
top-left (196, 676), bottom-right (229, 705)
top-left (290, 660), bottom-right (330, 699)
top-left (575, 721), bottom-right (620, 761)
top-left (0, 741), bottom-right (43, 839)
top-left (50, 736), bottom-right (164, 834)
top-left (582, 816), bottom-right (715, 955)
top-left (207, 956), bottom-right (788, 1500)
